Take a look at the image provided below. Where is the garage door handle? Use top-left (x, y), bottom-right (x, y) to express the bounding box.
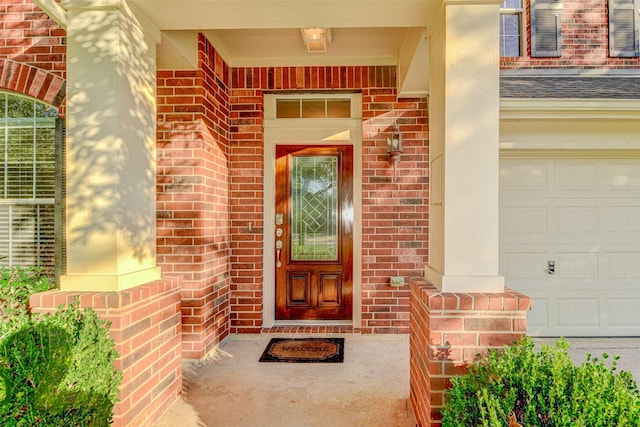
top-left (546, 261), bottom-right (555, 275)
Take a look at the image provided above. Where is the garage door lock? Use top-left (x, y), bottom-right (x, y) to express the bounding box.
top-left (546, 260), bottom-right (555, 275)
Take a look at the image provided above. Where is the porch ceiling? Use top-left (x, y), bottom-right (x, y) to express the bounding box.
top-left (129, 0), bottom-right (436, 96)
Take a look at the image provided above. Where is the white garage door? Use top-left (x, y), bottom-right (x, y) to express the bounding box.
top-left (500, 157), bottom-right (640, 337)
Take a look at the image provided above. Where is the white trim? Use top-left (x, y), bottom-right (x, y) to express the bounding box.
top-left (263, 93), bottom-right (362, 329)
top-left (33, 0), bottom-right (67, 29)
top-left (500, 148), bottom-right (640, 159)
top-left (500, 99), bottom-right (640, 121)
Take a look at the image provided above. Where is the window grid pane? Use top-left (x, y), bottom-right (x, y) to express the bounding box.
top-left (0, 93), bottom-right (57, 269)
top-left (500, 0), bottom-right (524, 57)
top-left (291, 156), bottom-right (339, 261)
top-left (276, 97), bottom-right (352, 119)
top-left (0, 203), bottom-right (55, 268)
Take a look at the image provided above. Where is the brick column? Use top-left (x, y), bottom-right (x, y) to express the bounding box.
top-left (409, 278), bottom-right (531, 426)
top-left (30, 279), bottom-right (183, 427)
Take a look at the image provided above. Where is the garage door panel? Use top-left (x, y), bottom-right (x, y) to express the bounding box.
top-left (502, 206), bottom-right (548, 241)
top-left (555, 252), bottom-right (599, 281)
top-left (608, 299), bottom-right (640, 326)
top-left (557, 298), bottom-right (599, 328)
top-left (607, 206), bottom-right (640, 234)
top-left (608, 252), bottom-right (640, 279)
top-left (555, 161), bottom-right (599, 191)
top-left (502, 252), bottom-right (549, 280)
top-left (501, 157), bottom-right (640, 337)
top-left (500, 159), bottom-right (549, 191)
top-left (607, 161), bottom-right (640, 190)
top-left (527, 298), bottom-right (549, 330)
top-left (556, 206), bottom-right (598, 235)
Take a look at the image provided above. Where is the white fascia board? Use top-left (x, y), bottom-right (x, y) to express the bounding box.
top-left (500, 98), bottom-right (640, 121)
top-left (33, 0), bottom-right (67, 29)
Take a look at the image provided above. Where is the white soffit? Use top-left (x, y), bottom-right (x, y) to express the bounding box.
top-left (131, 0), bottom-right (436, 80)
top-left (129, 0), bottom-right (433, 30)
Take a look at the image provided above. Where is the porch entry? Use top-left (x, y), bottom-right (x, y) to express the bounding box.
top-left (275, 145), bottom-right (353, 320)
top-left (263, 93), bottom-right (362, 327)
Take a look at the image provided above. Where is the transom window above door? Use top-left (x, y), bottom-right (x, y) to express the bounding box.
top-left (274, 96), bottom-right (353, 119)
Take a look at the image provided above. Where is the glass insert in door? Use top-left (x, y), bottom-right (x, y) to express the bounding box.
top-left (291, 156), bottom-right (338, 261)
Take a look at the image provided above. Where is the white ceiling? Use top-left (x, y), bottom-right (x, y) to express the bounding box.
top-left (129, 0), bottom-right (436, 96)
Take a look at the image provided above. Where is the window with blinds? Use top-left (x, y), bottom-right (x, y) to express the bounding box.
top-left (609, 0), bottom-right (640, 57)
top-left (0, 93), bottom-right (58, 269)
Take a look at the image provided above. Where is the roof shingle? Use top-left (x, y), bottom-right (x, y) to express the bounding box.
top-left (500, 76), bottom-right (640, 99)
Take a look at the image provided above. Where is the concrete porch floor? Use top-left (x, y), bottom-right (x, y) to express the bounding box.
top-left (154, 335), bottom-right (640, 427)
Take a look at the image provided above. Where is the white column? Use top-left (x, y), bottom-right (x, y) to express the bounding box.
top-left (60, 0), bottom-right (161, 291)
top-left (425, 1), bottom-right (504, 293)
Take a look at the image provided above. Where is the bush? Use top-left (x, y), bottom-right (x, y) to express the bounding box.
top-left (0, 267), bottom-right (121, 426)
top-left (442, 337), bottom-right (640, 427)
top-left (0, 266), bottom-right (54, 334)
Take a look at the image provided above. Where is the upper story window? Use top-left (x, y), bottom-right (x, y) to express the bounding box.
top-left (609, 0), bottom-right (640, 57)
top-left (500, 0), bottom-right (525, 57)
top-left (530, 0), bottom-right (563, 57)
top-left (0, 93), bottom-right (58, 269)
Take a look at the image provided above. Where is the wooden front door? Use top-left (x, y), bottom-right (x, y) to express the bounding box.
top-left (275, 145), bottom-right (353, 321)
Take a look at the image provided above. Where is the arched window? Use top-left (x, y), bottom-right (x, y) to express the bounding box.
top-left (0, 92), bottom-right (58, 270)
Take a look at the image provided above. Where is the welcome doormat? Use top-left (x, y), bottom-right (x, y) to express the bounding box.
top-left (259, 338), bottom-right (344, 363)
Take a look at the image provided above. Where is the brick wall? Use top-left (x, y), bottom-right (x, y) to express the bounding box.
top-left (156, 35), bottom-right (230, 358)
top-left (409, 278), bottom-right (531, 427)
top-left (30, 279), bottom-right (183, 427)
top-left (229, 65), bottom-right (429, 333)
top-left (0, 0), bottom-right (65, 109)
top-left (501, 0), bottom-right (640, 70)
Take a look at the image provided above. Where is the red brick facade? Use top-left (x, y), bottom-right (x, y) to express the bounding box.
top-left (156, 35), bottom-right (231, 359)
top-left (30, 279), bottom-right (183, 427)
top-left (2, 0), bottom-right (639, 426)
top-left (228, 65), bottom-right (429, 334)
top-left (0, 0), bottom-right (65, 109)
top-left (409, 278), bottom-right (531, 426)
top-left (501, 0), bottom-right (640, 69)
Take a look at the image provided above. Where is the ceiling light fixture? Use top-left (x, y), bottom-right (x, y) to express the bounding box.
top-left (301, 28), bottom-right (331, 53)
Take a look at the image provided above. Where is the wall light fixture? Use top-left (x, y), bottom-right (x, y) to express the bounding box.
top-left (387, 125), bottom-right (404, 181)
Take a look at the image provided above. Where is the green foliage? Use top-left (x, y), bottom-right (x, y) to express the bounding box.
top-left (0, 266), bottom-right (54, 312)
top-left (0, 267), bottom-right (121, 426)
top-left (0, 266), bottom-right (55, 339)
top-left (442, 337), bottom-right (640, 427)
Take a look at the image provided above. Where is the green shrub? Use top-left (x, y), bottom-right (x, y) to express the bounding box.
top-left (0, 266), bottom-right (54, 338)
top-left (442, 337), bottom-right (640, 427)
top-left (0, 267), bottom-right (121, 426)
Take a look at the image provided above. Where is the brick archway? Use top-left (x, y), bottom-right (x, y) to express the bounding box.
top-left (0, 59), bottom-right (66, 108)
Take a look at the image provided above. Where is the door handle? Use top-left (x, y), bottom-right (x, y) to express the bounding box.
top-left (276, 240), bottom-right (283, 268)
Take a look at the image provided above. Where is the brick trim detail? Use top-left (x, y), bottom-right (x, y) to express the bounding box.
top-left (409, 278), bottom-right (531, 427)
top-left (29, 278), bottom-right (183, 427)
top-left (0, 58), bottom-right (65, 106)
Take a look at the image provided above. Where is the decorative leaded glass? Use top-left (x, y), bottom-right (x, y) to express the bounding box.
top-left (291, 156), bottom-right (338, 261)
